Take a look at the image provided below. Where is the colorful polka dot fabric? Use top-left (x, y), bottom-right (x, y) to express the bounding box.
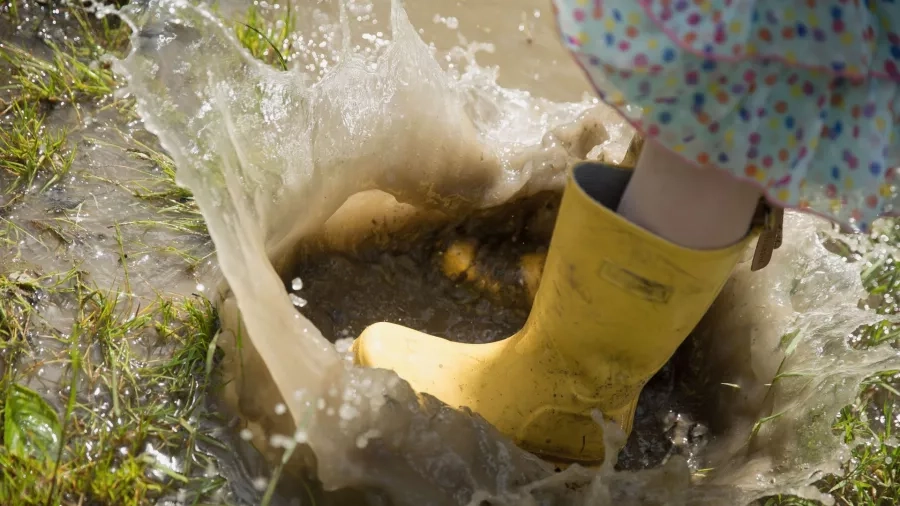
top-left (552, 0), bottom-right (900, 232)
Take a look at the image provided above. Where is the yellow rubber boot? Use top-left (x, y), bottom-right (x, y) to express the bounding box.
top-left (352, 162), bottom-right (757, 463)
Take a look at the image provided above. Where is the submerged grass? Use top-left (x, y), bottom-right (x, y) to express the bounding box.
top-left (84, 135), bottom-right (209, 238)
top-left (0, 99), bottom-right (73, 194)
top-left (0, 0), bottom-right (133, 194)
top-left (0, 267), bottom-right (227, 505)
top-left (1, 2), bottom-right (227, 504)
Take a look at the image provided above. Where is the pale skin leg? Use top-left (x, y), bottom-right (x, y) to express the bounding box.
top-left (617, 140), bottom-right (764, 250)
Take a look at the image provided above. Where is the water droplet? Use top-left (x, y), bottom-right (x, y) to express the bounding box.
top-left (291, 277), bottom-right (303, 290)
top-left (252, 477), bottom-right (268, 491)
top-left (290, 293), bottom-right (307, 307)
top-left (269, 433), bottom-right (295, 449)
top-left (339, 404), bottom-right (359, 420)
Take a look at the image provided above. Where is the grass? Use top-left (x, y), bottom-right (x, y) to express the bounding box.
top-left (1, 3), bottom-right (230, 505)
top-left (0, 99), bottom-right (74, 194)
top-left (0, 268), bottom-right (42, 346)
top-left (0, 267), bottom-right (228, 505)
top-left (0, 0), bottom-right (129, 109)
top-left (0, 39), bottom-right (119, 110)
top-left (0, 0), bottom-right (133, 194)
top-left (233, 3), bottom-right (295, 70)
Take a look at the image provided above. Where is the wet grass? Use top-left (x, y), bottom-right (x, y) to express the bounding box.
top-left (0, 99), bottom-right (73, 194)
top-left (1, 2), bottom-right (230, 504)
top-left (0, 267), bottom-right (228, 505)
top-left (1, 0), bottom-right (129, 104)
top-left (0, 39), bottom-right (119, 109)
top-left (0, 0), bottom-right (132, 194)
top-left (762, 222), bottom-right (900, 506)
top-left (233, 3), bottom-right (295, 70)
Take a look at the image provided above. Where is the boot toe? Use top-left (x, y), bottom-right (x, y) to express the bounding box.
top-left (352, 322), bottom-right (413, 369)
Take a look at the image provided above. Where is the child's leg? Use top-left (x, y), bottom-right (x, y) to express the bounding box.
top-left (618, 140), bottom-right (763, 250)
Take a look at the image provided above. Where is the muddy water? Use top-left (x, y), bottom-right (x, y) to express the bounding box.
top-left (401, 0), bottom-right (592, 101)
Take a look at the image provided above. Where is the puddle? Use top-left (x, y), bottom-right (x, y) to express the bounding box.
top-left (2, 0), bottom-right (900, 504)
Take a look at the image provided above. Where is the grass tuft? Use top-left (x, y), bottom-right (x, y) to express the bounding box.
top-left (234, 4), bottom-right (295, 70)
top-left (0, 100), bottom-right (73, 194)
top-left (0, 40), bottom-right (118, 108)
top-left (0, 0), bottom-right (131, 114)
top-left (0, 266), bottom-right (227, 505)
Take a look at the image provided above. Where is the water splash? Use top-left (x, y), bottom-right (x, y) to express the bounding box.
top-left (111, 0), bottom-right (900, 504)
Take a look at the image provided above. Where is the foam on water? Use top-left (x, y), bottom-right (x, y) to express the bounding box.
top-left (111, 0), bottom-right (900, 504)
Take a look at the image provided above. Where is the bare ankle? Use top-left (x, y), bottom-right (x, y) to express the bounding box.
top-left (617, 141), bottom-right (763, 250)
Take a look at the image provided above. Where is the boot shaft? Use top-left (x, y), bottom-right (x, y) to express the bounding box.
top-left (521, 163), bottom-right (753, 407)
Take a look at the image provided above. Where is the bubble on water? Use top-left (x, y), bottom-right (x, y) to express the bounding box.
top-left (339, 403), bottom-right (359, 421)
top-left (289, 293), bottom-right (307, 307)
top-left (269, 433), bottom-right (296, 450)
top-left (252, 477), bottom-right (268, 491)
top-left (432, 13), bottom-right (459, 30)
top-left (333, 337), bottom-right (354, 354)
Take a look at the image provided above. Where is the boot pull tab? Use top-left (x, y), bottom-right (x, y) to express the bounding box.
top-left (750, 199), bottom-right (783, 272)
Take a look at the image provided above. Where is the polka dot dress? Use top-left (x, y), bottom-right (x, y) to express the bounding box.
top-left (552, 0), bottom-right (900, 232)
